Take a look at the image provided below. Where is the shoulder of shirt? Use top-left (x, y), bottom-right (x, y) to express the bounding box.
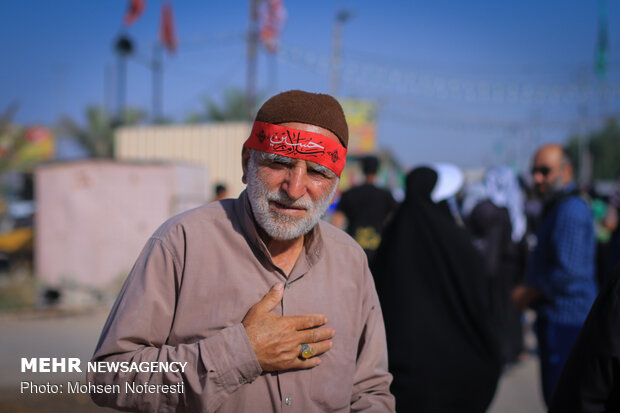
top-left (556, 195), bottom-right (591, 218)
top-left (151, 199), bottom-right (234, 240)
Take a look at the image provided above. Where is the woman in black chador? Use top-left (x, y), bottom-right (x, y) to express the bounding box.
top-left (462, 166), bottom-right (528, 365)
top-left (372, 166), bottom-right (501, 413)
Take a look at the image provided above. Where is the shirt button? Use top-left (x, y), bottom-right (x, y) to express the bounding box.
top-left (285, 283), bottom-right (291, 289)
top-left (285, 396), bottom-right (292, 405)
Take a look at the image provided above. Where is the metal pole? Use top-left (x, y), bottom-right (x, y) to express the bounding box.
top-left (329, 10), bottom-right (353, 97)
top-left (329, 19), bottom-right (342, 96)
top-left (116, 53), bottom-right (127, 121)
top-left (152, 43), bottom-right (163, 122)
top-left (578, 103), bottom-right (591, 185)
top-left (114, 34), bottom-right (134, 123)
top-left (268, 53), bottom-right (278, 95)
top-left (104, 64), bottom-right (113, 116)
top-left (246, 0), bottom-right (260, 120)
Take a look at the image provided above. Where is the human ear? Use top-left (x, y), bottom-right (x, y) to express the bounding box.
top-left (241, 147), bottom-right (251, 184)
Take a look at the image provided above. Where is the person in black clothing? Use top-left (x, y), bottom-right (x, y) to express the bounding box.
top-left (332, 155), bottom-right (397, 262)
top-left (213, 182), bottom-right (228, 201)
top-left (601, 171), bottom-right (620, 287)
top-left (372, 166), bottom-right (501, 413)
top-left (548, 265), bottom-right (620, 412)
top-left (467, 200), bottom-right (526, 364)
top-left (463, 166), bottom-right (528, 365)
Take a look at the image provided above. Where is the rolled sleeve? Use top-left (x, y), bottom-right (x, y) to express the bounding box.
top-left (199, 323), bottom-right (262, 393)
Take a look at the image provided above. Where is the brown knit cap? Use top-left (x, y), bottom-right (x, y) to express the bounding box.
top-left (254, 90), bottom-right (349, 148)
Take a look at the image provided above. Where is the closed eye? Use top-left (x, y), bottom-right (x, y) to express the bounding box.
top-left (272, 160), bottom-right (293, 168)
top-left (309, 168), bottom-right (328, 177)
top-left (310, 166), bottom-right (337, 180)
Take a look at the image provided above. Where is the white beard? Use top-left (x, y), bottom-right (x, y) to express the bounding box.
top-left (246, 153), bottom-right (338, 241)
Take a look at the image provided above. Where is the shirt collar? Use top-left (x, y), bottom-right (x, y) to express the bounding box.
top-left (560, 182), bottom-right (577, 193)
top-left (233, 190), bottom-right (324, 276)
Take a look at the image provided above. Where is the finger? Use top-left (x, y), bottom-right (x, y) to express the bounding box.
top-left (288, 355), bottom-right (322, 370)
top-left (297, 327), bottom-right (335, 344)
top-left (253, 283), bottom-right (284, 313)
top-left (299, 340), bottom-right (333, 359)
top-left (286, 314), bottom-right (328, 330)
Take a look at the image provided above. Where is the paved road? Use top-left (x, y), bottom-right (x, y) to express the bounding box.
top-left (0, 309), bottom-right (110, 412)
top-left (0, 310), bottom-right (108, 387)
top-left (488, 356), bottom-right (546, 413)
top-left (1, 309), bottom-right (547, 412)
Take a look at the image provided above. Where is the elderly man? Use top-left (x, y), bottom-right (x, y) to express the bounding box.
top-left (512, 144), bottom-right (598, 405)
top-left (88, 90), bottom-right (395, 413)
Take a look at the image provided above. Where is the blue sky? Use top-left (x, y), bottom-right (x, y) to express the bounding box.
top-left (2, 0), bottom-right (619, 170)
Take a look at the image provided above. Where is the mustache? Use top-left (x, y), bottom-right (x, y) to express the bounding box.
top-left (266, 191), bottom-right (313, 210)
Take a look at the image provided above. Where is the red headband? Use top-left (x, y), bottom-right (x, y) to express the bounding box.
top-left (244, 121), bottom-right (347, 176)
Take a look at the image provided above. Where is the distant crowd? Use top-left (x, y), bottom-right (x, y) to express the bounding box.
top-left (333, 147), bottom-right (620, 412)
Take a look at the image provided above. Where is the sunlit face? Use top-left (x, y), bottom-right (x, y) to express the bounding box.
top-left (244, 123), bottom-right (340, 241)
top-left (531, 147), bottom-right (569, 198)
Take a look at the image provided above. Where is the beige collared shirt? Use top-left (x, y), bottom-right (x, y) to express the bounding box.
top-left (88, 191), bottom-right (395, 412)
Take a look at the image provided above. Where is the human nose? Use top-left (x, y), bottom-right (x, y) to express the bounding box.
top-left (532, 171), bottom-right (545, 184)
top-left (282, 165), bottom-right (308, 200)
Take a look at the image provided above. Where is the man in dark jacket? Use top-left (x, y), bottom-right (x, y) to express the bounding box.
top-left (332, 155), bottom-right (396, 263)
top-left (512, 144), bottom-right (598, 405)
